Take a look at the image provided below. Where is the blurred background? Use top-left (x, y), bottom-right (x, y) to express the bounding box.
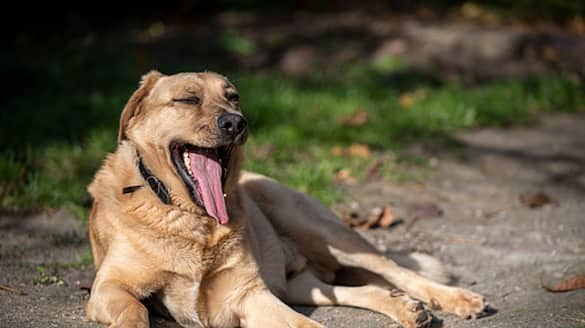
top-left (1, 0), bottom-right (584, 217)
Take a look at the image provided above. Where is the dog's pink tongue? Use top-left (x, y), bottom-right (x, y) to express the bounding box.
top-left (189, 151), bottom-right (228, 224)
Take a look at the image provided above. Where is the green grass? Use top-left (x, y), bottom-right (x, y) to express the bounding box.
top-left (237, 70), bottom-right (584, 202)
top-left (34, 265), bottom-right (65, 286)
top-left (1, 42), bottom-right (584, 216)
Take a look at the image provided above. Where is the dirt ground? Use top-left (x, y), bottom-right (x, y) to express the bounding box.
top-left (1, 113), bottom-right (584, 327)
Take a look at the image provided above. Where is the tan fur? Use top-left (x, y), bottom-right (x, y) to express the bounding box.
top-left (86, 71), bottom-right (488, 328)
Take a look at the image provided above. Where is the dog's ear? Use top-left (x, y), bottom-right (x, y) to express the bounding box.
top-left (117, 70), bottom-right (164, 144)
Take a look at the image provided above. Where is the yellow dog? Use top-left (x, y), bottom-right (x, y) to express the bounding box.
top-left (86, 71), bottom-right (487, 328)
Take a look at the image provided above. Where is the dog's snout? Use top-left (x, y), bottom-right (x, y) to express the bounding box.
top-left (218, 113), bottom-right (247, 136)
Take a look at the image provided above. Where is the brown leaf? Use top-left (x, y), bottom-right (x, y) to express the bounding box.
top-left (399, 89), bottom-right (427, 109)
top-left (399, 93), bottom-right (415, 109)
top-left (335, 204), bottom-right (399, 230)
top-left (378, 206), bottom-right (395, 228)
top-left (331, 143), bottom-right (372, 159)
top-left (543, 275), bottom-right (585, 292)
top-left (406, 203), bottom-right (443, 219)
top-left (333, 168), bottom-right (357, 185)
top-left (355, 207), bottom-right (383, 229)
top-left (345, 215), bottom-right (367, 228)
top-left (519, 192), bottom-right (557, 208)
top-left (347, 143), bottom-right (372, 159)
top-left (353, 206), bottom-right (398, 230)
top-left (331, 146), bottom-right (344, 157)
top-left (341, 110), bottom-right (369, 127)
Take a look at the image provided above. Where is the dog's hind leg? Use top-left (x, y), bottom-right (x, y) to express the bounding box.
top-left (326, 247), bottom-right (486, 319)
top-left (286, 270), bottom-right (433, 328)
top-left (299, 204), bottom-right (486, 319)
top-left (239, 289), bottom-right (324, 328)
top-left (240, 172), bottom-right (487, 319)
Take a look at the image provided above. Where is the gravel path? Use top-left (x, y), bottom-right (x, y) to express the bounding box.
top-left (1, 114), bottom-right (584, 328)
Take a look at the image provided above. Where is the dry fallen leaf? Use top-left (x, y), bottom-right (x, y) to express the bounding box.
top-left (331, 143), bottom-right (372, 159)
top-left (399, 93), bottom-right (415, 109)
top-left (341, 110), bottom-right (369, 127)
top-left (331, 146), bottom-right (344, 157)
top-left (348, 143), bottom-right (372, 159)
top-left (334, 203), bottom-right (400, 230)
top-left (333, 168), bottom-right (357, 185)
top-left (333, 204), bottom-right (365, 227)
top-left (355, 207), bottom-right (383, 230)
top-left (519, 192), bottom-right (557, 208)
top-left (351, 206), bottom-right (397, 230)
top-left (399, 89), bottom-right (427, 109)
top-left (543, 275), bottom-right (585, 292)
top-left (378, 206), bottom-right (395, 228)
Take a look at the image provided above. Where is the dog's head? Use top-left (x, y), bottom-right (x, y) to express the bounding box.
top-left (118, 70), bottom-right (248, 224)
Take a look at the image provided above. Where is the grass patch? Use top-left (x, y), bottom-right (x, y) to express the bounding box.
top-left (236, 70), bottom-right (584, 202)
top-left (34, 265), bottom-right (65, 286)
top-left (1, 41), bottom-right (584, 215)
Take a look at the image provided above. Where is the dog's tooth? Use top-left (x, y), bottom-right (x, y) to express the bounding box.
top-left (183, 152), bottom-right (190, 167)
top-left (182, 152), bottom-right (195, 177)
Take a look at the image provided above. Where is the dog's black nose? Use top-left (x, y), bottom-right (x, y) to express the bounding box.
top-left (218, 113), bottom-right (247, 136)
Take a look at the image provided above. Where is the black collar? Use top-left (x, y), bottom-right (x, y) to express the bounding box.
top-left (122, 154), bottom-right (171, 205)
top-left (138, 156), bottom-right (171, 204)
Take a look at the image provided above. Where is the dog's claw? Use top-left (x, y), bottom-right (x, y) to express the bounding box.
top-left (402, 300), bottom-right (433, 328)
top-left (409, 301), bottom-right (424, 312)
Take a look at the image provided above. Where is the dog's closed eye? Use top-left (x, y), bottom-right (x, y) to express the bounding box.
top-left (226, 93), bottom-right (239, 103)
top-left (174, 96), bottom-right (201, 105)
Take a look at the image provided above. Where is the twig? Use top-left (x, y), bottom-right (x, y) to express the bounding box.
top-left (0, 284), bottom-right (27, 295)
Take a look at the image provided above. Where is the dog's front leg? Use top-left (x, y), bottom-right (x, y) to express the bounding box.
top-left (86, 280), bottom-right (149, 328)
top-left (239, 289), bottom-right (323, 328)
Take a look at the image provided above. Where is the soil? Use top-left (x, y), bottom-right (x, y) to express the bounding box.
top-left (1, 114), bottom-right (584, 327)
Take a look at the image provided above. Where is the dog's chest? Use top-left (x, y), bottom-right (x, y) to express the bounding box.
top-left (159, 277), bottom-right (203, 326)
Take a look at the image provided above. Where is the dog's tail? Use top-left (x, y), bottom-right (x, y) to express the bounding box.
top-left (390, 252), bottom-right (453, 285)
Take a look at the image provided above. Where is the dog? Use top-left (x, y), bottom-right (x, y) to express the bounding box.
top-left (86, 70), bottom-right (488, 328)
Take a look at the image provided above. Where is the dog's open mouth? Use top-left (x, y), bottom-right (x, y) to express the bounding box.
top-left (170, 143), bottom-right (232, 224)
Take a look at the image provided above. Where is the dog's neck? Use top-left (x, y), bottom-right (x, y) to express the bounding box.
top-left (136, 153), bottom-right (171, 204)
top-left (118, 141), bottom-right (172, 206)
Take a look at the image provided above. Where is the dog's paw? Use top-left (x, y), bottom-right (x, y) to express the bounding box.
top-left (433, 288), bottom-right (487, 319)
top-left (387, 289), bottom-right (434, 328)
top-left (404, 299), bottom-right (433, 328)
